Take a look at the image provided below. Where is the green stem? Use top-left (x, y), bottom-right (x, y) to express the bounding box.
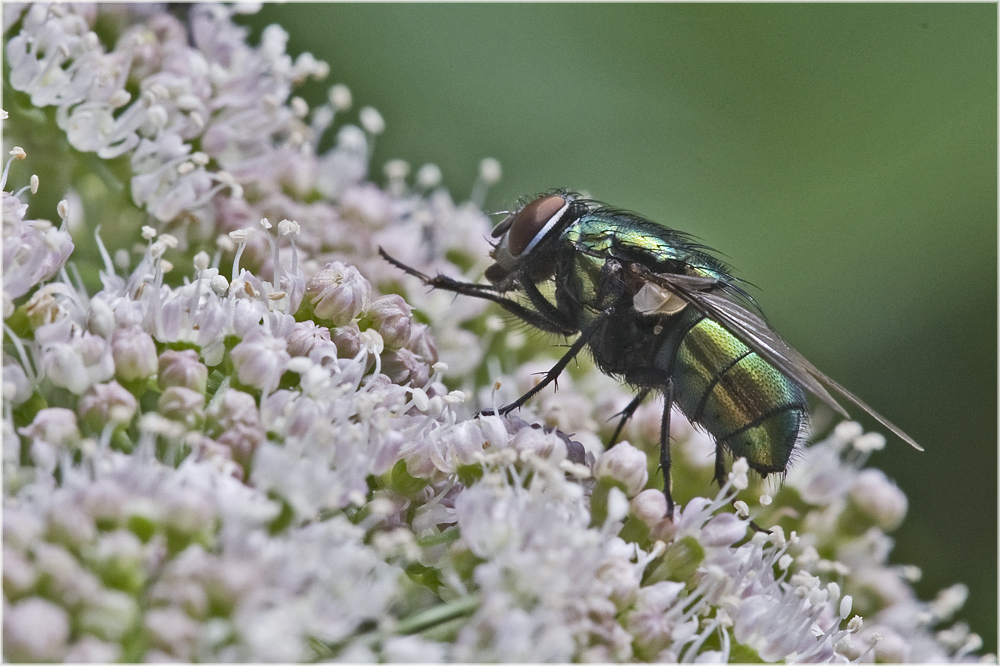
top-left (394, 594), bottom-right (480, 635)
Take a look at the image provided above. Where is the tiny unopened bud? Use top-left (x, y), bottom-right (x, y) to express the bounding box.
top-left (158, 349), bottom-right (208, 394)
top-left (594, 442), bottom-right (648, 497)
top-left (290, 96), bottom-right (309, 118)
top-left (304, 261), bottom-right (371, 326)
top-left (78, 381), bottom-right (138, 431)
top-left (381, 348), bottom-right (429, 386)
top-left (329, 83), bottom-right (352, 110)
top-left (158, 386), bottom-right (205, 422)
top-left (230, 332), bottom-right (290, 394)
top-left (370, 294), bottom-right (412, 349)
top-left (86, 298), bottom-right (115, 337)
top-left (111, 326), bottom-right (158, 382)
top-left (630, 489), bottom-right (668, 527)
top-left (359, 106), bottom-right (385, 135)
top-left (511, 427), bottom-right (566, 462)
top-left (383, 159), bottom-right (410, 181)
top-left (416, 163), bottom-right (442, 189)
top-left (331, 321), bottom-right (362, 358)
top-left (19, 407), bottom-right (80, 446)
top-left (848, 468), bottom-right (907, 531)
top-left (479, 157), bottom-right (502, 184)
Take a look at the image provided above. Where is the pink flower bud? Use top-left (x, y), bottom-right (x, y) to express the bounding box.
top-left (78, 381), bottom-right (138, 431)
top-left (511, 426), bottom-right (567, 462)
top-left (4, 598), bottom-right (70, 662)
top-left (158, 387), bottom-right (205, 423)
top-left (630, 489), bottom-right (669, 528)
top-left (331, 321), bottom-right (362, 358)
top-left (594, 441), bottom-right (649, 497)
top-left (286, 320), bottom-right (333, 358)
top-left (304, 261), bottom-right (370, 326)
top-left (848, 468), bottom-right (908, 531)
top-left (381, 348), bottom-right (429, 387)
top-left (370, 294), bottom-right (412, 349)
top-left (157, 349), bottom-right (207, 394)
top-left (405, 323), bottom-right (438, 364)
top-left (19, 407), bottom-right (80, 447)
top-left (4, 360), bottom-right (32, 405)
top-left (230, 331), bottom-right (290, 394)
top-left (212, 389), bottom-right (261, 429)
top-left (111, 325), bottom-right (158, 382)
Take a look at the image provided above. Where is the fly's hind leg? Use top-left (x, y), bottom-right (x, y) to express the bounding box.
top-left (715, 442), bottom-right (771, 534)
top-left (713, 443), bottom-right (727, 488)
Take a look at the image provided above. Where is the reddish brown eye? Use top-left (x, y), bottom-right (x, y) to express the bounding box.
top-left (507, 195), bottom-right (567, 256)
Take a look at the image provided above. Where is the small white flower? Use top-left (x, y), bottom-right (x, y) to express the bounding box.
top-left (328, 83), bottom-right (352, 110)
top-left (359, 106), bottom-right (385, 135)
top-left (478, 157), bottom-right (502, 184)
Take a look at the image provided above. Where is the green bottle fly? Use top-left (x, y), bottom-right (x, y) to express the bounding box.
top-left (381, 190), bottom-right (921, 515)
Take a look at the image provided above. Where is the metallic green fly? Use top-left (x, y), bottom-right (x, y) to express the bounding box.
top-left (379, 189), bottom-right (922, 516)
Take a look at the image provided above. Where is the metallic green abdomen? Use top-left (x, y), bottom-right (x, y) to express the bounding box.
top-left (646, 311), bottom-right (807, 475)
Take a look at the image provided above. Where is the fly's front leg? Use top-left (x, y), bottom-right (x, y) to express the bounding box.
top-left (661, 379), bottom-right (675, 519)
top-left (380, 247), bottom-right (504, 297)
top-left (379, 248), bottom-right (572, 334)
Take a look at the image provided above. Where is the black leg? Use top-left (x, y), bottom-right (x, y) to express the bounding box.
top-left (608, 389), bottom-right (651, 447)
top-left (379, 248), bottom-right (576, 335)
top-left (713, 441), bottom-right (771, 534)
top-left (660, 379), bottom-right (675, 519)
top-left (714, 442), bottom-right (727, 488)
top-left (484, 308), bottom-right (615, 416)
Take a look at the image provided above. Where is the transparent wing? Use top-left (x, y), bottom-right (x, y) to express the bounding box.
top-left (629, 263), bottom-right (923, 451)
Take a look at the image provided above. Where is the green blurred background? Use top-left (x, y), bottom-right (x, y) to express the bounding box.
top-left (242, 4), bottom-right (996, 650)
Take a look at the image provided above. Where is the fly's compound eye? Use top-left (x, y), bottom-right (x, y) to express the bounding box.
top-left (503, 194), bottom-right (569, 257)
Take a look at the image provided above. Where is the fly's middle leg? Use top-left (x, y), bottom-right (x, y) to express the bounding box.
top-left (660, 379), bottom-right (675, 519)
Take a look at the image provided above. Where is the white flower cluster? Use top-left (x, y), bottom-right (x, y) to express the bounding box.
top-left (2, 3), bottom-right (989, 663)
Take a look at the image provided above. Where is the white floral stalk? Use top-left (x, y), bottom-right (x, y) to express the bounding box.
top-left (2, 3), bottom-right (990, 663)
